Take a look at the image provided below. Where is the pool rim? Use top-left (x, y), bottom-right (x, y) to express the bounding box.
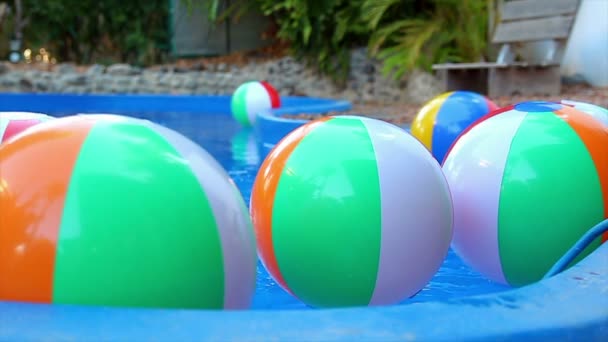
top-left (0, 241), bottom-right (605, 341)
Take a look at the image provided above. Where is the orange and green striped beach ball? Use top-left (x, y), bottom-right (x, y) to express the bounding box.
top-left (0, 114), bottom-right (257, 309)
top-left (250, 115), bottom-right (453, 308)
top-left (443, 101), bottom-right (608, 287)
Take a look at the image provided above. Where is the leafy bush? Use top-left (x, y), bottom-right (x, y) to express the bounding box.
top-left (196, 0), bottom-right (370, 85)
top-left (0, 4), bottom-right (12, 58)
top-left (6, 0), bottom-right (170, 66)
top-left (362, 0), bottom-right (490, 80)
top-left (5, 0), bottom-right (490, 83)
top-left (201, 0), bottom-right (490, 83)
top-left (260, 0), bottom-right (369, 84)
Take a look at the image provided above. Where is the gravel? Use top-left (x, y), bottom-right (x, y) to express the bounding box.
top-left (282, 84), bottom-right (608, 125)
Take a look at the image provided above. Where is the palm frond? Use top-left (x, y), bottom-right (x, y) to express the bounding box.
top-left (364, 0), bottom-right (490, 80)
top-left (360, 0), bottom-right (402, 30)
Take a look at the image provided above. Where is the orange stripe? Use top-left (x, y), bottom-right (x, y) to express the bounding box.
top-left (250, 117), bottom-right (331, 292)
top-left (0, 117), bottom-right (94, 303)
top-left (555, 107), bottom-right (608, 242)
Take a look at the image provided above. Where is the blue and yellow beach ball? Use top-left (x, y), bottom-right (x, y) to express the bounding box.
top-left (411, 91), bottom-right (499, 163)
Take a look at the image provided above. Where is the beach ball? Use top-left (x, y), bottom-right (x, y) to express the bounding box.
top-left (0, 114), bottom-right (256, 309)
top-left (443, 101), bottom-right (608, 287)
top-left (0, 111), bottom-right (54, 144)
top-left (250, 115), bottom-right (453, 308)
top-left (231, 81), bottom-right (281, 127)
top-left (561, 99), bottom-right (608, 127)
top-left (411, 91), bottom-right (499, 163)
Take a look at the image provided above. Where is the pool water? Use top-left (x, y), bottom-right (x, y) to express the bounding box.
top-left (60, 110), bottom-right (509, 310)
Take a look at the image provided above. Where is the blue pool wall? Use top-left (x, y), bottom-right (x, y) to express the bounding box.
top-left (254, 98), bottom-right (351, 151)
top-left (1, 93), bottom-right (607, 341)
top-left (0, 93), bottom-right (341, 115)
top-left (1, 238), bottom-right (606, 341)
top-left (0, 93), bottom-right (352, 158)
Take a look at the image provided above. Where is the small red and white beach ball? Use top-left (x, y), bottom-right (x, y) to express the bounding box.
top-left (231, 81), bottom-right (281, 126)
top-left (0, 111), bottom-right (54, 144)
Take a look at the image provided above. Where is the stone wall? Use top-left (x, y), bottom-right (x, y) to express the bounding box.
top-left (0, 49), bottom-right (442, 104)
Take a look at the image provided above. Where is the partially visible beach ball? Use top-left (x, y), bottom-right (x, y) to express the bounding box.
top-left (443, 101), bottom-right (608, 287)
top-left (250, 115), bottom-right (453, 308)
top-left (231, 81), bottom-right (281, 127)
top-left (411, 91), bottom-right (499, 163)
top-left (0, 114), bottom-right (257, 310)
top-left (0, 111), bottom-right (54, 144)
top-left (561, 99), bottom-right (608, 127)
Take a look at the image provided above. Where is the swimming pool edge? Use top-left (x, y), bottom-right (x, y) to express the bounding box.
top-left (1, 241), bottom-right (606, 341)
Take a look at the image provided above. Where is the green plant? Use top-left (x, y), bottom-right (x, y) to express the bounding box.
top-left (0, 4), bottom-right (12, 58)
top-left (261, 0), bottom-right (369, 85)
top-left (9, 0), bottom-right (170, 66)
top-left (362, 0), bottom-right (490, 80)
top-left (184, 0), bottom-right (370, 85)
top-left (180, 0), bottom-right (256, 23)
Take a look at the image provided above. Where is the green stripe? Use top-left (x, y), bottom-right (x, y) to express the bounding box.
top-left (272, 117), bottom-right (382, 307)
top-left (53, 121), bottom-right (224, 308)
top-left (498, 112), bottom-right (604, 286)
top-left (231, 82), bottom-right (253, 125)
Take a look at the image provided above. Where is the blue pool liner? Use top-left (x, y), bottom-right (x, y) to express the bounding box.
top-left (254, 98), bottom-right (351, 150)
top-left (0, 92), bottom-right (350, 117)
top-left (1, 239), bottom-right (606, 341)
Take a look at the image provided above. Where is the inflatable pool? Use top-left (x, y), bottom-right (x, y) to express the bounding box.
top-left (0, 93), bottom-right (606, 341)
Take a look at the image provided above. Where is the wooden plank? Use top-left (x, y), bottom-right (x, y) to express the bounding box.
top-left (433, 62), bottom-right (506, 70)
top-left (488, 65), bottom-right (561, 97)
top-left (432, 61), bottom-right (557, 70)
top-left (492, 16), bottom-right (575, 43)
top-left (436, 68), bottom-right (490, 95)
top-left (501, 0), bottom-right (579, 21)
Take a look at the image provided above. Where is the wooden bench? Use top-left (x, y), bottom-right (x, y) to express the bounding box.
top-left (432, 0), bottom-right (581, 97)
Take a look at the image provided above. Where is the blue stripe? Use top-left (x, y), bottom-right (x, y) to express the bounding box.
top-left (432, 91), bottom-right (492, 163)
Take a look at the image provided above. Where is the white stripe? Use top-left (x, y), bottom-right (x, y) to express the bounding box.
top-left (358, 117), bottom-right (453, 305)
top-left (244, 82), bottom-right (272, 125)
top-left (139, 118), bottom-right (257, 309)
top-left (443, 110), bottom-right (527, 285)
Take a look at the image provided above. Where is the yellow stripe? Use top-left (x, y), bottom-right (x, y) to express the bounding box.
top-left (411, 92), bottom-right (453, 150)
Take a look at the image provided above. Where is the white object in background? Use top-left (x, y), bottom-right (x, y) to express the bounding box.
top-left (561, 0), bottom-right (608, 87)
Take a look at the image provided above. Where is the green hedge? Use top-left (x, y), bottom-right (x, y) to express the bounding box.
top-left (3, 0), bottom-right (489, 83)
top-left (206, 0), bottom-right (490, 83)
top-left (5, 0), bottom-right (170, 66)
